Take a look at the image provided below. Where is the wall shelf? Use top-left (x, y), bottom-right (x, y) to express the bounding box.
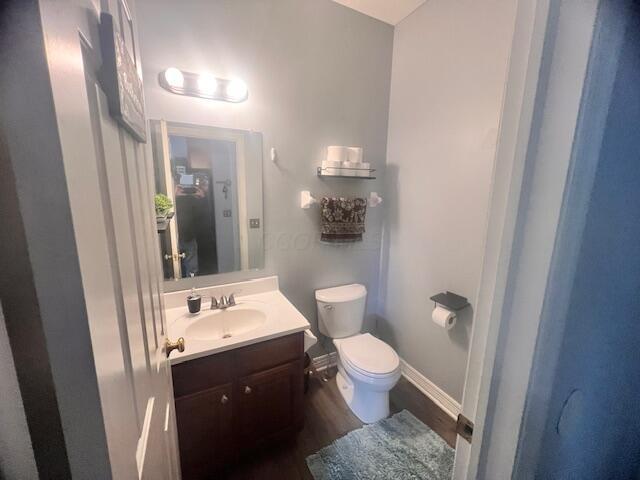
top-left (430, 292), bottom-right (470, 311)
top-left (317, 167), bottom-right (376, 179)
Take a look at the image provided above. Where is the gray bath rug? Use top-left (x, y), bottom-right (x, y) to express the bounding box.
top-left (306, 410), bottom-right (454, 480)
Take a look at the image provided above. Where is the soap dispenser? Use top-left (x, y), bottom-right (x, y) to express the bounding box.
top-left (187, 275), bottom-right (201, 314)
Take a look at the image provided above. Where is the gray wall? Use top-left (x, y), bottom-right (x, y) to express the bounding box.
top-left (380, 0), bottom-right (516, 401)
top-left (136, 0), bottom-right (394, 353)
top-left (0, 306), bottom-right (38, 479)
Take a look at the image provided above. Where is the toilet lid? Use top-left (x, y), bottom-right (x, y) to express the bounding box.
top-left (339, 333), bottom-right (400, 377)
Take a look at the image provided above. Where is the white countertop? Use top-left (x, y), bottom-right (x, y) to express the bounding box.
top-left (166, 283), bottom-right (311, 365)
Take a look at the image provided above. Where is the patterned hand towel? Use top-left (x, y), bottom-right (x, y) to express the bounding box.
top-left (320, 197), bottom-right (367, 243)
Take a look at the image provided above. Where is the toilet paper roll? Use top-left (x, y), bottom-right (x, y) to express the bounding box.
top-left (347, 146), bottom-right (364, 163)
top-left (432, 305), bottom-right (456, 330)
top-left (322, 159), bottom-right (343, 175)
top-left (327, 146), bottom-right (349, 163)
top-left (340, 161), bottom-right (361, 176)
top-left (322, 160), bottom-right (342, 168)
top-left (356, 162), bottom-right (371, 177)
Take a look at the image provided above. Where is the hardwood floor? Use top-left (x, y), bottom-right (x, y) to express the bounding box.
top-left (220, 368), bottom-right (457, 480)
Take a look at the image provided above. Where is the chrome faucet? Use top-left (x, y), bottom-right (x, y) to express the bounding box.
top-left (210, 293), bottom-right (237, 310)
top-left (219, 295), bottom-right (229, 309)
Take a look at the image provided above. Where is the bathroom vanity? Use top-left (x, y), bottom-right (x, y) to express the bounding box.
top-left (165, 277), bottom-right (311, 478)
top-left (172, 333), bottom-right (304, 478)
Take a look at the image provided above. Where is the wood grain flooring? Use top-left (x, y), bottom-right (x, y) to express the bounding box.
top-left (220, 368), bottom-right (457, 479)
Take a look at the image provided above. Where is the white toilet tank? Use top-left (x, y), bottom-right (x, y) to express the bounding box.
top-left (315, 284), bottom-right (367, 339)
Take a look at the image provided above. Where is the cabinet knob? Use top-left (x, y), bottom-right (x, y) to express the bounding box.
top-left (221, 394), bottom-right (229, 405)
top-left (244, 386), bottom-right (252, 395)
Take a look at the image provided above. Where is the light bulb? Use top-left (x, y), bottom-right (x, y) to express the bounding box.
top-left (225, 79), bottom-right (248, 101)
top-left (164, 67), bottom-right (184, 89)
top-left (197, 74), bottom-right (218, 96)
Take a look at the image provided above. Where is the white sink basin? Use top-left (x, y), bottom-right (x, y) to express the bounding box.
top-left (185, 305), bottom-right (267, 341)
top-left (165, 277), bottom-right (311, 364)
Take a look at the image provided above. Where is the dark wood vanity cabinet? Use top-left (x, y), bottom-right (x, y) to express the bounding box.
top-left (236, 361), bottom-right (304, 449)
top-left (175, 384), bottom-right (233, 479)
top-left (172, 332), bottom-right (304, 479)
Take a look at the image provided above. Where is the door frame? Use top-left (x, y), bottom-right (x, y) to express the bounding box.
top-left (453, 0), bottom-right (602, 478)
top-left (159, 119), bottom-right (183, 277)
top-left (511, 1), bottom-right (630, 476)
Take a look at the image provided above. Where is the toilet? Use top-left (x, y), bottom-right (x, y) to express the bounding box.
top-left (316, 284), bottom-right (401, 423)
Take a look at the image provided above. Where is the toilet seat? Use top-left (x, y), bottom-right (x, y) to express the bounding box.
top-left (336, 333), bottom-right (400, 379)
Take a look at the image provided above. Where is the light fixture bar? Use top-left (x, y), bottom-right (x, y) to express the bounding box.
top-left (159, 68), bottom-right (248, 103)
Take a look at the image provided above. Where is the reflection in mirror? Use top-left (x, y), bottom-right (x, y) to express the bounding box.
top-left (150, 121), bottom-right (263, 284)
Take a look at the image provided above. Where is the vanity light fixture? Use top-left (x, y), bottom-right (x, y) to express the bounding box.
top-left (163, 67), bottom-right (184, 89)
top-left (159, 68), bottom-right (248, 103)
top-left (225, 79), bottom-right (248, 102)
top-left (197, 73), bottom-right (218, 96)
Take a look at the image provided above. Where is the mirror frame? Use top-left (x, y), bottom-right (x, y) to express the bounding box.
top-left (149, 120), bottom-right (264, 291)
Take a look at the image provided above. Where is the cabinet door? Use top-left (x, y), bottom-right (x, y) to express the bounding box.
top-left (236, 360), bottom-right (304, 449)
top-left (175, 383), bottom-right (233, 480)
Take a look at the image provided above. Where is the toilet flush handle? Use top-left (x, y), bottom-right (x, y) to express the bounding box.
top-left (324, 304), bottom-right (334, 311)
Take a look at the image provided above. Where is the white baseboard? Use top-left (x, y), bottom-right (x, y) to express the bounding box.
top-left (400, 359), bottom-right (461, 419)
top-left (312, 352), bottom-right (338, 371)
top-left (310, 353), bottom-right (461, 420)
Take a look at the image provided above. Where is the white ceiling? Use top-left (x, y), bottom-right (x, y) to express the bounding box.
top-left (331, 0), bottom-right (427, 25)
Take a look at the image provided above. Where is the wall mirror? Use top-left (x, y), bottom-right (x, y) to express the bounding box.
top-left (150, 120), bottom-right (264, 285)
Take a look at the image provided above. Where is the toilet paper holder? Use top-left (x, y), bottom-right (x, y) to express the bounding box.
top-left (430, 291), bottom-right (470, 311)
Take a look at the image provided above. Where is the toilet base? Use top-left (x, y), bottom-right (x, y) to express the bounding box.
top-left (336, 366), bottom-right (391, 424)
